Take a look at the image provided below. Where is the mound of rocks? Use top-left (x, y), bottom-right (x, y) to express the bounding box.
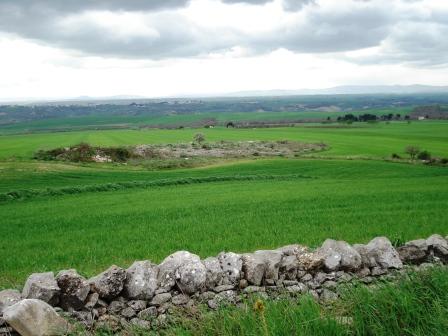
top-left (1, 234), bottom-right (447, 335)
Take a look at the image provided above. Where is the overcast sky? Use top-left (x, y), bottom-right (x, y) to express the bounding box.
top-left (0, 0), bottom-right (447, 100)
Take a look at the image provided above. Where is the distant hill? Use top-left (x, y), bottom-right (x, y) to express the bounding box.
top-left (225, 85), bottom-right (448, 97)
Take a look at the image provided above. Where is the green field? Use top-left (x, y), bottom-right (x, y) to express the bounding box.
top-left (0, 107), bottom-right (413, 134)
top-left (1, 121), bottom-right (446, 160)
top-left (1, 120), bottom-right (447, 289)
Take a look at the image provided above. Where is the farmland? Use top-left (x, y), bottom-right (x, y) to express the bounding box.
top-left (1, 120), bottom-right (447, 289)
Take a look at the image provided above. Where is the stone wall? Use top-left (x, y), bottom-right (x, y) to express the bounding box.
top-left (1, 234), bottom-right (447, 335)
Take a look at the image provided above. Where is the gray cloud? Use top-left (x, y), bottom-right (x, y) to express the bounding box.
top-left (221, 0), bottom-right (315, 11)
top-left (0, 0), bottom-right (446, 67)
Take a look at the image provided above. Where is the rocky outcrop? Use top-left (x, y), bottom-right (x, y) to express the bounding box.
top-left (3, 299), bottom-right (71, 336)
top-left (1, 233), bottom-right (447, 335)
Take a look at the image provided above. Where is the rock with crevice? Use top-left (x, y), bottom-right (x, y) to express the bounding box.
top-left (254, 250), bottom-right (283, 281)
top-left (89, 266), bottom-right (126, 300)
top-left (242, 253), bottom-right (266, 286)
top-left (158, 251), bottom-right (201, 292)
top-left (357, 237), bottom-right (403, 269)
top-left (398, 239), bottom-right (428, 264)
top-left (22, 272), bottom-right (60, 306)
top-left (203, 257), bottom-right (224, 289)
top-left (56, 269), bottom-right (90, 311)
top-left (426, 234), bottom-right (448, 259)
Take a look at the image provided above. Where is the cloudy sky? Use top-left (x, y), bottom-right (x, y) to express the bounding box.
top-left (0, 0), bottom-right (447, 100)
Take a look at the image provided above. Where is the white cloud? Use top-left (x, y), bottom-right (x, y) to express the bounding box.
top-left (0, 0), bottom-right (447, 99)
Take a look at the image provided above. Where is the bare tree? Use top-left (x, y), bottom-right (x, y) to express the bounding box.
top-left (194, 133), bottom-right (205, 144)
top-left (405, 145), bottom-right (420, 160)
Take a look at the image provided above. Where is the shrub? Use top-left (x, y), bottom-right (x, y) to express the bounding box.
top-left (417, 150), bottom-right (431, 161)
top-left (391, 153), bottom-right (401, 159)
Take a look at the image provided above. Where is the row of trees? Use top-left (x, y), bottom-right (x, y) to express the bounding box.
top-left (334, 113), bottom-right (410, 122)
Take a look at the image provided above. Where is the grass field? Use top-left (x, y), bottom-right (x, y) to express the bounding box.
top-left (0, 107), bottom-right (412, 134)
top-left (159, 267), bottom-right (448, 336)
top-left (0, 120), bottom-right (447, 290)
top-left (1, 159), bottom-right (447, 288)
top-left (1, 121), bottom-right (447, 160)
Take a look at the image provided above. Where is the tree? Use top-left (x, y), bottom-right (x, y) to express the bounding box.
top-left (405, 145), bottom-right (420, 160)
top-left (417, 150), bottom-right (431, 161)
top-left (193, 133), bottom-right (205, 144)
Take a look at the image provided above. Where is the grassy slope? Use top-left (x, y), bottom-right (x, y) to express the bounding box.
top-left (0, 121), bottom-right (447, 160)
top-left (0, 120), bottom-right (447, 288)
top-left (1, 159), bottom-right (447, 288)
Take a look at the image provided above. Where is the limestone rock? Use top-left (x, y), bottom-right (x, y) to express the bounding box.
top-left (89, 265), bottom-right (126, 300)
top-left (130, 318), bottom-right (151, 329)
top-left (158, 251), bottom-right (201, 291)
top-left (175, 257), bottom-right (206, 295)
top-left (171, 294), bottom-right (189, 306)
top-left (320, 239), bottom-right (362, 271)
top-left (56, 269), bottom-right (90, 311)
top-left (426, 234), bottom-right (448, 259)
top-left (353, 244), bottom-right (377, 268)
top-left (242, 253), bottom-right (266, 286)
top-left (3, 299), bottom-right (71, 336)
top-left (217, 252), bottom-right (242, 285)
top-left (276, 244), bottom-right (308, 256)
top-left (108, 300), bottom-right (126, 314)
top-left (365, 237), bottom-right (403, 269)
top-left (203, 257), bottom-right (223, 289)
top-left (150, 293), bottom-right (171, 306)
top-left (279, 255), bottom-right (299, 280)
top-left (213, 285), bottom-right (235, 293)
top-left (254, 250), bottom-right (283, 281)
top-left (0, 290), bottom-right (21, 315)
top-left (22, 273), bottom-right (60, 306)
top-left (398, 239), bottom-right (428, 264)
top-left (138, 306), bottom-right (158, 320)
top-left (124, 261), bottom-right (158, 300)
top-left (355, 237), bottom-right (403, 269)
top-left (297, 251), bottom-right (325, 271)
top-left (120, 307), bottom-right (136, 319)
top-left (128, 300), bottom-right (146, 311)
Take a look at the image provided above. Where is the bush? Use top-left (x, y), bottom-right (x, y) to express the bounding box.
top-left (441, 158), bottom-right (448, 164)
top-left (391, 153), bottom-right (401, 159)
top-left (417, 150), bottom-right (431, 161)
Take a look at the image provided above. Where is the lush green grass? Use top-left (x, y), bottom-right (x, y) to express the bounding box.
top-left (0, 121), bottom-right (447, 160)
top-left (153, 267), bottom-right (448, 336)
top-left (0, 108), bottom-right (412, 134)
top-left (1, 159), bottom-right (447, 288)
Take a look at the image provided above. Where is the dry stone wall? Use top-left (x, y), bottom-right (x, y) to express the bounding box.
top-left (1, 234), bottom-right (448, 335)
